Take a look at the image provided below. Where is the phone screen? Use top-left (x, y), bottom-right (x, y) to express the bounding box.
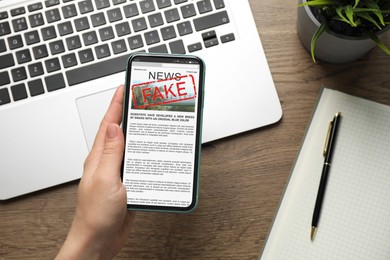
top-left (122, 54), bottom-right (204, 212)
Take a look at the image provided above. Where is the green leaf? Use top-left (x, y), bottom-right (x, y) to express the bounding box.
top-left (310, 23), bottom-right (327, 63)
top-left (367, 31), bottom-right (390, 55)
top-left (345, 5), bottom-right (358, 26)
top-left (353, 8), bottom-right (380, 13)
top-left (298, 0), bottom-right (338, 7)
top-left (353, 0), bottom-right (360, 9)
top-left (364, 0), bottom-right (385, 26)
top-left (357, 12), bottom-right (382, 29)
top-left (336, 7), bottom-right (352, 25)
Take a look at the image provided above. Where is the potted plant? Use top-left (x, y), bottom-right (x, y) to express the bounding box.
top-left (297, 0), bottom-right (390, 63)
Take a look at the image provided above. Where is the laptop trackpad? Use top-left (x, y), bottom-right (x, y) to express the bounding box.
top-left (76, 87), bottom-right (117, 150)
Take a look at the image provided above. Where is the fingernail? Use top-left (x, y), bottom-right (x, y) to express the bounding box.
top-left (106, 124), bottom-right (118, 139)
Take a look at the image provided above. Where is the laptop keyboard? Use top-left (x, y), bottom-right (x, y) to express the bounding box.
top-left (0, 0), bottom-right (235, 106)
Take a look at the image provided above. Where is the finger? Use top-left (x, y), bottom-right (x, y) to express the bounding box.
top-left (95, 123), bottom-right (124, 180)
top-left (102, 85), bottom-right (124, 126)
top-left (94, 85), bottom-right (124, 149)
top-left (85, 86), bottom-right (124, 168)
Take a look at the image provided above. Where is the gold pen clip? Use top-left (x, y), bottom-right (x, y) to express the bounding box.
top-left (323, 112), bottom-right (341, 157)
top-left (323, 120), bottom-right (333, 157)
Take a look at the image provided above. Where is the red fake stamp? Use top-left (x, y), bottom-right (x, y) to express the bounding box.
top-left (131, 75), bottom-right (197, 109)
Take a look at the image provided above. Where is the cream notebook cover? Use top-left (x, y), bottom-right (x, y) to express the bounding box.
top-left (261, 88), bottom-right (390, 260)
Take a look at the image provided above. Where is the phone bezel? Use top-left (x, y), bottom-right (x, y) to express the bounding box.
top-left (121, 53), bottom-right (205, 213)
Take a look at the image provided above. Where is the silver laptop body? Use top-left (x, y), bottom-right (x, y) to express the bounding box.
top-left (0, 0), bottom-right (282, 199)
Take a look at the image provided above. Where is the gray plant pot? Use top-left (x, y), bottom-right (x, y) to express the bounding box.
top-left (297, 0), bottom-right (384, 63)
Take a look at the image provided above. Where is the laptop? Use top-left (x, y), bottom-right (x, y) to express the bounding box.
top-left (0, 0), bottom-right (282, 200)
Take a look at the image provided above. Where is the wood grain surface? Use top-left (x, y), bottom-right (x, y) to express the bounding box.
top-left (1, 0), bottom-right (390, 259)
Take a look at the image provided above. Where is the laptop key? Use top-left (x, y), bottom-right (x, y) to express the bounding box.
top-left (11, 67), bottom-right (27, 82)
top-left (45, 0), bottom-right (60, 8)
top-left (83, 31), bottom-right (98, 45)
top-left (41, 26), bottom-right (57, 40)
top-left (99, 26), bottom-right (115, 41)
top-left (95, 0), bottom-right (110, 10)
top-left (177, 21), bottom-right (192, 36)
top-left (28, 3), bottom-right (43, 12)
top-left (156, 0), bottom-right (172, 9)
top-left (161, 25), bottom-right (176, 40)
top-left (164, 8), bottom-right (180, 23)
top-left (78, 49), bottom-right (94, 63)
top-left (202, 30), bottom-right (216, 40)
top-left (174, 0), bottom-right (188, 4)
top-left (62, 4), bottom-right (78, 19)
top-left (0, 88), bottom-right (11, 105)
top-left (193, 10), bottom-right (229, 31)
top-left (113, 0), bottom-right (126, 5)
top-left (66, 35), bottom-right (82, 50)
top-left (15, 49), bottom-right (32, 64)
top-left (181, 4), bottom-right (196, 18)
top-left (12, 18), bottom-right (28, 32)
top-left (95, 44), bottom-right (111, 59)
top-left (148, 13), bottom-right (164, 28)
top-left (11, 83), bottom-right (28, 101)
top-left (140, 0), bottom-right (155, 14)
top-left (111, 39), bottom-right (127, 54)
top-left (145, 30), bottom-right (160, 45)
top-left (149, 44), bottom-right (168, 53)
top-left (169, 39), bottom-right (185, 54)
top-left (28, 62), bottom-right (44, 77)
top-left (204, 38), bottom-right (218, 48)
top-left (188, 42), bottom-right (202, 52)
top-left (29, 13), bottom-right (44, 28)
top-left (221, 33), bottom-right (235, 43)
top-left (74, 17), bottom-right (90, 31)
top-left (0, 71), bottom-right (10, 86)
top-left (58, 21), bottom-right (74, 36)
top-left (107, 8), bottom-right (123, 22)
top-left (132, 17), bottom-right (147, 32)
top-left (45, 8), bottom-right (61, 23)
top-left (0, 22), bottom-right (11, 36)
top-left (8, 35), bottom-right (24, 50)
top-left (62, 53), bottom-right (78, 68)
top-left (66, 53), bottom-right (132, 86)
top-left (123, 3), bottom-right (139, 18)
top-left (25, 31), bottom-right (40, 45)
top-left (197, 0), bottom-right (212, 14)
top-left (0, 54), bottom-right (15, 69)
top-left (45, 57), bottom-right (61, 72)
top-left (78, 0), bottom-right (94, 14)
top-left (0, 11), bottom-right (8, 20)
top-left (91, 12), bottom-right (106, 27)
top-left (45, 73), bottom-right (65, 92)
top-left (213, 0), bottom-right (225, 9)
top-left (49, 40), bottom-right (65, 55)
top-left (28, 79), bottom-right (45, 96)
top-left (32, 44), bottom-right (48, 59)
top-left (115, 21), bottom-right (131, 36)
top-left (11, 7), bottom-right (26, 17)
top-left (0, 39), bottom-right (5, 52)
top-left (128, 35), bottom-right (144, 50)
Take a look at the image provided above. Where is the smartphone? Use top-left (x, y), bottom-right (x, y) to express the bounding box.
top-left (121, 53), bottom-right (205, 213)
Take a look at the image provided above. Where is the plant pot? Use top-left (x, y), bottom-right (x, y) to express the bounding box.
top-left (297, 0), bottom-right (384, 63)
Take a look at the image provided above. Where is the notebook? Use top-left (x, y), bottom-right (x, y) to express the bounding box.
top-left (260, 88), bottom-right (390, 260)
top-left (0, 0), bottom-right (282, 199)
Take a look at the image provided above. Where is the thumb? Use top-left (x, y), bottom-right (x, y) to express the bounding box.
top-left (98, 124), bottom-right (124, 176)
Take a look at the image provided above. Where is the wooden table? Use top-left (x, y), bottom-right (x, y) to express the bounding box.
top-left (1, 1), bottom-right (390, 259)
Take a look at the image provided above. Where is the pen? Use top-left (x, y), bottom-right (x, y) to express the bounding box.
top-left (311, 112), bottom-right (342, 241)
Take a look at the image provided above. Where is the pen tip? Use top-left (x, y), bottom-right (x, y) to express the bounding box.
top-left (311, 226), bottom-right (317, 241)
